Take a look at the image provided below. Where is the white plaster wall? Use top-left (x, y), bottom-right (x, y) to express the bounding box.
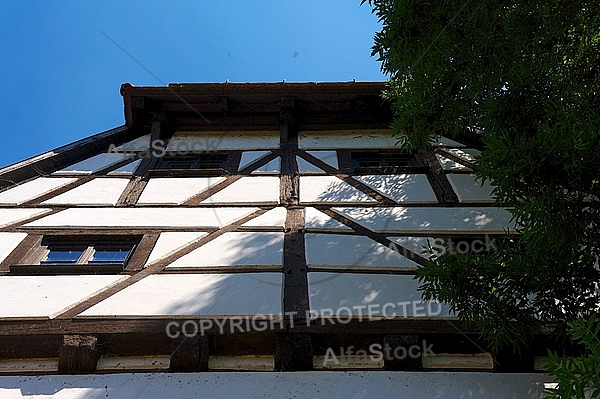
top-left (299, 130), bottom-right (402, 149)
top-left (137, 177), bottom-right (226, 205)
top-left (297, 158), bottom-right (324, 173)
top-left (110, 134), bottom-right (151, 152)
top-left (42, 178), bottom-right (130, 206)
top-left (447, 174), bottom-right (495, 203)
top-left (241, 207), bottom-right (287, 228)
top-left (0, 208), bottom-right (51, 228)
top-left (166, 232), bottom-right (283, 268)
top-left (145, 232), bottom-right (209, 266)
top-left (251, 157), bottom-right (280, 174)
top-left (443, 147), bottom-right (481, 161)
top-left (24, 207), bottom-right (258, 229)
top-left (0, 372), bottom-right (552, 399)
top-left (435, 154), bottom-right (473, 171)
top-left (81, 273), bottom-right (282, 316)
top-left (0, 275), bottom-right (127, 318)
top-left (299, 176), bottom-right (376, 204)
top-left (333, 206), bottom-right (516, 233)
top-left (53, 153), bottom-right (134, 175)
top-left (0, 232), bottom-right (27, 263)
top-left (308, 272), bottom-right (452, 317)
top-left (239, 150), bottom-right (270, 169)
top-left (201, 177), bottom-right (280, 204)
top-left (0, 178), bottom-right (77, 205)
top-left (107, 159), bottom-right (142, 175)
top-left (238, 151), bottom-right (282, 174)
top-left (305, 234), bottom-right (418, 269)
top-left (167, 132), bottom-right (279, 151)
top-left (354, 174), bottom-right (438, 203)
top-left (299, 131), bottom-right (465, 150)
top-left (304, 207), bottom-right (352, 230)
top-left (388, 236), bottom-right (437, 259)
top-left (430, 136), bottom-right (466, 147)
top-left (298, 151), bottom-right (339, 173)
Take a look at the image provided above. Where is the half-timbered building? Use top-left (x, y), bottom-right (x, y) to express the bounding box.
top-left (0, 82), bottom-right (551, 397)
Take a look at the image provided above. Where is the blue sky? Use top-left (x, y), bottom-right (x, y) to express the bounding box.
top-left (0, 1), bottom-right (386, 168)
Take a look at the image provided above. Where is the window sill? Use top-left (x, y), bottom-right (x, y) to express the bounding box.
top-left (8, 264), bottom-right (125, 275)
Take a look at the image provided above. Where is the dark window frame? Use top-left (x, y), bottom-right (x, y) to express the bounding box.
top-left (149, 153), bottom-right (231, 177)
top-left (10, 235), bottom-right (140, 275)
top-left (342, 150), bottom-right (428, 174)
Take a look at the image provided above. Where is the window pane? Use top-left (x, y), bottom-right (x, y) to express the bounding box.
top-left (42, 250), bottom-right (83, 264)
top-left (89, 249), bottom-right (130, 264)
top-left (351, 151), bottom-right (417, 169)
top-left (158, 155), bottom-right (227, 170)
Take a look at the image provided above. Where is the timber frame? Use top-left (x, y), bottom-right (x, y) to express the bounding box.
top-left (0, 82), bottom-right (552, 375)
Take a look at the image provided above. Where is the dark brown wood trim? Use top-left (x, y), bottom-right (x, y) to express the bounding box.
top-left (296, 150), bottom-right (398, 205)
top-left (223, 150), bottom-right (242, 173)
top-left (0, 208), bottom-right (64, 232)
top-left (19, 177), bottom-right (94, 206)
top-left (116, 157), bottom-right (159, 206)
top-left (9, 264), bottom-right (124, 275)
top-left (320, 208), bottom-right (430, 267)
top-left (58, 335), bottom-right (100, 374)
top-left (0, 126), bottom-right (139, 191)
top-left (181, 175), bottom-right (243, 205)
top-left (383, 334), bottom-right (422, 370)
top-left (15, 227), bottom-right (217, 235)
top-left (238, 150), bottom-right (281, 175)
top-left (124, 232), bottom-right (160, 272)
top-left (435, 148), bottom-right (476, 169)
top-left (306, 266), bottom-right (417, 275)
top-left (17, 156), bottom-right (139, 207)
top-left (0, 234), bottom-right (42, 273)
top-left (280, 153), bottom-right (298, 206)
top-left (157, 266), bottom-right (283, 274)
top-left (417, 150), bottom-right (460, 205)
top-left (170, 335), bottom-right (209, 372)
top-left (337, 150), bottom-right (352, 172)
top-left (282, 208), bottom-right (309, 316)
top-left (0, 317), bottom-right (468, 336)
top-left (295, 149), bottom-right (341, 175)
top-left (274, 333), bottom-right (313, 371)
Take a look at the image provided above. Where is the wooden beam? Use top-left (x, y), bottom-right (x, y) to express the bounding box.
top-left (0, 126), bottom-right (140, 190)
top-left (320, 208), bottom-right (430, 267)
top-left (58, 335), bottom-right (100, 374)
top-left (274, 334), bottom-right (313, 371)
top-left (0, 318), bottom-right (470, 336)
top-left (383, 334), bottom-right (422, 371)
top-left (0, 234), bottom-right (41, 273)
top-left (295, 150), bottom-right (397, 205)
top-left (124, 232), bottom-right (160, 272)
top-left (53, 208), bottom-right (268, 319)
top-left (282, 208), bottom-right (309, 316)
top-left (417, 150), bottom-right (459, 205)
top-left (115, 157), bottom-right (159, 206)
top-left (169, 335), bottom-right (209, 372)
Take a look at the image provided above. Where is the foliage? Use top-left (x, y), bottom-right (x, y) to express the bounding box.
top-left (364, 0), bottom-right (600, 394)
top-left (545, 315), bottom-right (600, 399)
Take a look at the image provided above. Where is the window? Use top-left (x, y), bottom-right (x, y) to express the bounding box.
top-left (151, 154), bottom-right (229, 176)
top-left (349, 150), bottom-right (425, 173)
top-left (11, 236), bottom-right (140, 275)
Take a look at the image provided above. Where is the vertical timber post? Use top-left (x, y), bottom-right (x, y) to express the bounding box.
top-left (276, 96), bottom-right (313, 370)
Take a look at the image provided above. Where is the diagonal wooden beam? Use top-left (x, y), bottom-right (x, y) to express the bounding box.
top-left (54, 208), bottom-right (269, 319)
top-left (295, 149), bottom-right (397, 205)
top-left (320, 208), bottom-right (429, 267)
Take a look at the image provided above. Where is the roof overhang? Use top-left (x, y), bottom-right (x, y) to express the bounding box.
top-left (120, 81), bottom-right (391, 132)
